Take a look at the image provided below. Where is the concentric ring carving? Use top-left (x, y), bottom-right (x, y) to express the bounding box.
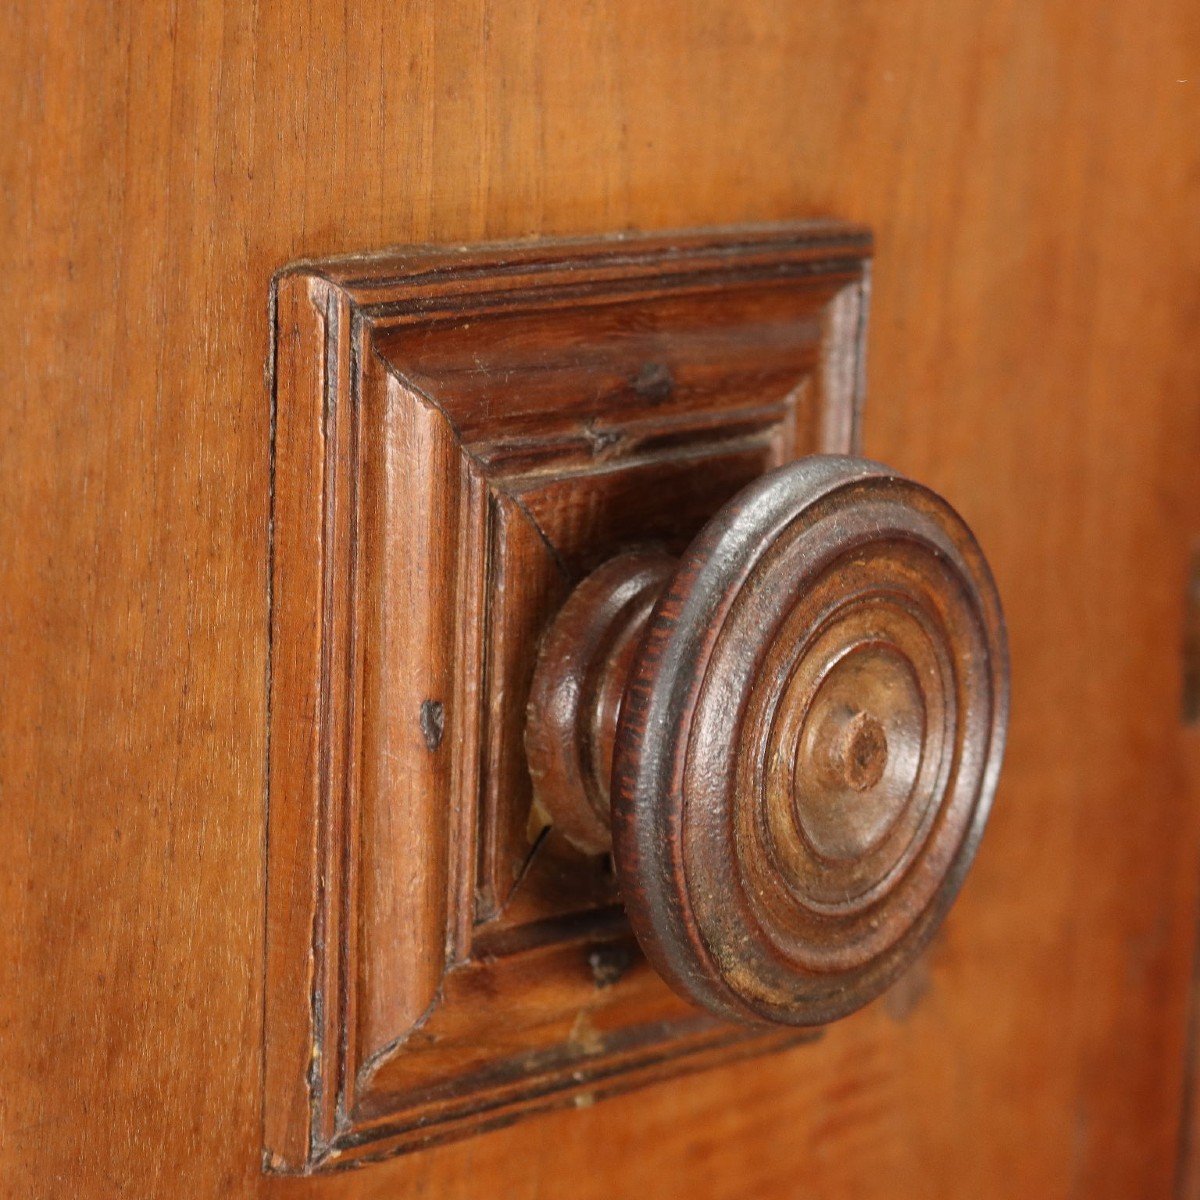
top-left (611, 457), bottom-right (1008, 1026)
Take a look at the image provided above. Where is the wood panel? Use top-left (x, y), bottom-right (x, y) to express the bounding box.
top-left (2, 1), bottom-right (1198, 1197)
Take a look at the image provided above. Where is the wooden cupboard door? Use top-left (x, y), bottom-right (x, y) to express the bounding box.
top-left (3, 3), bottom-right (1199, 1198)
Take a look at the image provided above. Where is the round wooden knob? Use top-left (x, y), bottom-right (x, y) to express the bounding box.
top-left (526, 456), bottom-right (1008, 1026)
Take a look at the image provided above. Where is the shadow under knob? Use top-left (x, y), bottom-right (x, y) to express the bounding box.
top-left (526, 455), bottom-right (1009, 1026)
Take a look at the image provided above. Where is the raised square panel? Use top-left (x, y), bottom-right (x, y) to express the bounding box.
top-left (264, 224), bottom-right (871, 1171)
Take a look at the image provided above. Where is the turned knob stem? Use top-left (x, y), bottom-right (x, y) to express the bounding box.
top-left (526, 550), bottom-right (672, 856)
top-left (526, 455), bottom-right (1009, 1027)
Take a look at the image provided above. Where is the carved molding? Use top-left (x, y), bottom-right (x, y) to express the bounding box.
top-left (264, 224), bottom-right (871, 1171)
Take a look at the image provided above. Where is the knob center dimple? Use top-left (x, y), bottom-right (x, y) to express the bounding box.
top-left (837, 711), bottom-right (889, 792)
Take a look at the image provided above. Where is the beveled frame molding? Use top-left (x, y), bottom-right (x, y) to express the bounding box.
top-left (264, 224), bottom-right (871, 1172)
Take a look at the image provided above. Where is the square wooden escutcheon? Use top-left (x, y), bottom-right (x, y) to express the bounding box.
top-left (265, 223), bottom-right (871, 1171)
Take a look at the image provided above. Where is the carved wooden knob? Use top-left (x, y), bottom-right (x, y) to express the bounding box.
top-left (526, 456), bottom-right (1009, 1026)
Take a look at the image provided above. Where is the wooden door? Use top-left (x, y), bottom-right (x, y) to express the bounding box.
top-left (3, 3), bottom-right (1199, 1197)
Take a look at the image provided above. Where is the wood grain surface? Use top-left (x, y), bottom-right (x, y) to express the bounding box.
top-left (3, 2), bottom-right (1200, 1197)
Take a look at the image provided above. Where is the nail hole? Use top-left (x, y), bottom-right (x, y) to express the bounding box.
top-left (587, 944), bottom-right (633, 989)
top-left (631, 361), bottom-right (673, 402)
top-left (420, 700), bottom-right (445, 750)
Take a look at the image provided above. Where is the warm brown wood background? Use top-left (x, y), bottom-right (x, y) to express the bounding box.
top-left (3, 2), bottom-right (1200, 1196)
